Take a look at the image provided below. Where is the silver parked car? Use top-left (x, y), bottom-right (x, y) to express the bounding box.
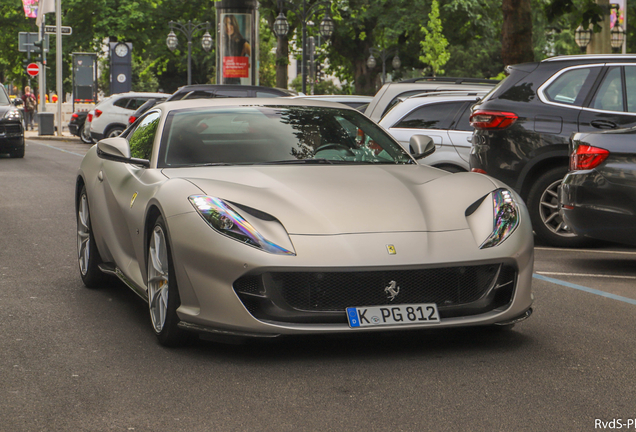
top-left (379, 91), bottom-right (488, 173)
top-left (76, 98), bottom-right (534, 346)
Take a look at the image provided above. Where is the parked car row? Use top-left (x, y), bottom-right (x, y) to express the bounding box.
top-left (67, 55), bottom-right (636, 249)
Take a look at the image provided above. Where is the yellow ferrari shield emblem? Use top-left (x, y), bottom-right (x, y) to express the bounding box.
top-left (130, 192), bottom-right (138, 208)
top-left (387, 245), bottom-right (396, 255)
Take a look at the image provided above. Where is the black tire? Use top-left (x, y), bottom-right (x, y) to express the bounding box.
top-left (147, 216), bottom-right (192, 347)
top-left (9, 146), bottom-right (25, 158)
top-left (526, 166), bottom-right (588, 247)
top-left (105, 125), bottom-right (124, 138)
top-left (79, 125), bottom-right (94, 144)
top-left (77, 186), bottom-right (108, 287)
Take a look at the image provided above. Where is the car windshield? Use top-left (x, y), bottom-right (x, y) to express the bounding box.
top-left (0, 87), bottom-right (10, 104)
top-left (158, 105), bottom-right (414, 167)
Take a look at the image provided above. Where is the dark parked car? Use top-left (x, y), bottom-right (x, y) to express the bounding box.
top-left (166, 84), bottom-right (296, 102)
top-left (559, 127), bottom-right (636, 246)
top-left (0, 84), bottom-right (25, 158)
top-left (68, 110), bottom-right (93, 144)
top-left (470, 54), bottom-right (636, 247)
top-left (128, 97), bottom-right (167, 125)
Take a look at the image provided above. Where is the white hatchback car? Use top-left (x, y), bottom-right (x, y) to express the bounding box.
top-left (89, 92), bottom-right (169, 141)
top-left (379, 91), bottom-right (488, 173)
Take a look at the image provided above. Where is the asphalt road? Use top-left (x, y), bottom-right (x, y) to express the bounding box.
top-left (2, 138), bottom-right (636, 431)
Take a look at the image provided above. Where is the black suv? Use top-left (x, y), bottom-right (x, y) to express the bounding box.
top-left (470, 54), bottom-right (636, 247)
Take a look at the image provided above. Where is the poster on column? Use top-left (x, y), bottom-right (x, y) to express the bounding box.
top-left (611, 1), bottom-right (625, 29)
top-left (221, 13), bottom-right (252, 84)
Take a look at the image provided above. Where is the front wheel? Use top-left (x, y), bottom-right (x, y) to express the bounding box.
top-left (147, 216), bottom-right (192, 346)
top-left (77, 186), bottom-right (108, 287)
top-left (526, 166), bottom-right (588, 247)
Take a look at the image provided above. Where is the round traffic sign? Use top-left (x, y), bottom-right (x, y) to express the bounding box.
top-left (27, 63), bottom-right (39, 76)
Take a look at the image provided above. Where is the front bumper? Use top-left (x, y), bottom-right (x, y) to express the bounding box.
top-left (0, 123), bottom-right (24, 152)
top-left (167, 211), bottom-right (535, 337)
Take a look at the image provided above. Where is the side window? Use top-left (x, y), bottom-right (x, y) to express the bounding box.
top-left (256, 91), bottom-right (282, 97)
top-left (624, 67), bottom-right (636, 113)
top-left (393, 101), bottom-right (464, 130)
top-left (113, 98), bottom-right (131, 108)
top-left (591, 67), bottom-right (624, 112)
top-left (544, 67), bottom-right (591, 105)
top-left (128, 98), bottom-right (150, 110)
top-left (129, 112), bottom-right (161, 159)
top-left (454, 103), bottom-right (474, 131)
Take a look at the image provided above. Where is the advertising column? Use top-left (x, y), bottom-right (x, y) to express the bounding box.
top-left (215, 0), bottom-right (258, 85)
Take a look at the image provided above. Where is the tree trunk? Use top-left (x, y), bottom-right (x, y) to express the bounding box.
top-left (502, 0), bottom-right (534, 67)
top-left (276, 37), bottom-right (289, 89)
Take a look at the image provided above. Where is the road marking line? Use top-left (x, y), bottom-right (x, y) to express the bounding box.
top-left (535, 247), bottom-right (636, 256)
top-left (536, 271), bottom-right (636, 280)
top-left (30, 141), bottom-right (85, 157)
top-left (533, 273), bottom-right (636, 305)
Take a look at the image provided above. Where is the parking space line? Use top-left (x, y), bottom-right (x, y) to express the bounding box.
top-left (536, 271), bottom-right (636, 280)
top-left (533, 273), bottom-right (636, 305)
top-left (535, 247), bottom-right (636, 256)
top-left (29, 141), bottom-right (85, 157)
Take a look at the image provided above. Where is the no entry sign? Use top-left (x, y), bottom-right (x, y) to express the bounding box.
top-left (26, 63), bottom-right (39, 76)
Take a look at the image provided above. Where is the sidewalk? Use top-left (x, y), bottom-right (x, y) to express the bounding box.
top-left (24, 127), bottom-right (78, 141)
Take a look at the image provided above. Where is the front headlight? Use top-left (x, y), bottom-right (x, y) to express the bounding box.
top-left (189, 195), bottom-right (296, 256)
top-left (4, 109), bottom-right (21, 121)
top-left (480, 189), bottom-right (519, 249)
top-left (466, 189), bottom-right (520, 249)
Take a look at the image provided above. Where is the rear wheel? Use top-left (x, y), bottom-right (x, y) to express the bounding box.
top-left (526, 166), bottom-right (587, 247)
top-left (147, 216), bottom-right (191, 346)
top-left (79, 124), bottom-right (93, 144)
top-left (105, 126), bottom-right (124, 138)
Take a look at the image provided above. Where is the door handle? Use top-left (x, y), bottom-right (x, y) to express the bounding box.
top-left (590, 120), bottom-right (618, 129)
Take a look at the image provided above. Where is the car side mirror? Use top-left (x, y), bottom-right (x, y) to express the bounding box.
top-left (97, 137), bottom-right (150, 167)
top-left (409, 134), bottom-right (436, 160)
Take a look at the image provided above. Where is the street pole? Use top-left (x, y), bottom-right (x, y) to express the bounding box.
top-left (56, 0), bottom-right (62, 136)
top-left (301, 0), bottom-right (307, 94)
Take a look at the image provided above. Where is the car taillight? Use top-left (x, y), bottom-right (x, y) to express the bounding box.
top-left (71, 113), bottom-right (79, 119)
top-left (94, 109), bottom-right (103, 118)
top-left (470, 110), bottom-right (518, 130)
top-left (128, 115), bottom-right (136, 124)
top-left (87, 113), bottom-right (93, 122)
top-left (570, 144), bottom-right (609, 170)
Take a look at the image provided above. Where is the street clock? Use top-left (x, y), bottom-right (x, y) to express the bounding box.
top-left (109, 42), bottom-right (132, 94)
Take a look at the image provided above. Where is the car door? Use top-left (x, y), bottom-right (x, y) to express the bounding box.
top-left (578, 65), bottom-right (636, 132)
top-left (89, 111), bottom-right (165, 289)
top-left (447, 101), bottom-right (475, 164)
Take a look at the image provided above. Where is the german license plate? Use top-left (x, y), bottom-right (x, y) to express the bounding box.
top-left (346, 303), bottom-right (440, 328)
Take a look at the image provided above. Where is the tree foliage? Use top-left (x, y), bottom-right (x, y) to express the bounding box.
top-left (1, 0), bottom-right (631, 98)
top-left (419, 0), bottom-right (450, 76)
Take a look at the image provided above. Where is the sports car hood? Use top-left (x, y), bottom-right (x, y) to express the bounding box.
top-left (163, 165), bottom-right (499, 235)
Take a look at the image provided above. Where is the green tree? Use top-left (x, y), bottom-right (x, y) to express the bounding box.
top-left (419, 0), bottom-right (450, 76)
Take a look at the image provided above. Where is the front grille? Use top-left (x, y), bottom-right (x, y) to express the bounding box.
top-left (274, 264), bottom-right (501, 311)
top-left (234, 264), bottom-right (516, 324)
top-left (0, 124), bottom-right (23, 136)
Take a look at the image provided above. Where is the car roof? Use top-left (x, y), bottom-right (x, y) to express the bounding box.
top-left (542, 54), bottom-right (636, 63)
top-left (156, 97), bottom-right (359, 112)
top-left (169, 84), bottom-right (295, 96)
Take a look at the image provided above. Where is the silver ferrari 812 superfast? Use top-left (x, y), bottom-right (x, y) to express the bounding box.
top-left (76, 98), bottom-right (534, 346)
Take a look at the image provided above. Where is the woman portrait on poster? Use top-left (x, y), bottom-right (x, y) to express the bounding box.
top-left (224, 15), bottom-right (251, 57)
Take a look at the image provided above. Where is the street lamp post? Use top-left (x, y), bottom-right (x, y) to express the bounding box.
top-left (272, 0), bottom-right (334, 94)
top-left (166, 20), bottom-right (213, 86)
top-left (574, 25), bottom-right (592, 52)
top-left (366, 47), bottom-right (400, 85)
top-left (611, 24), bottom-right (626, 52)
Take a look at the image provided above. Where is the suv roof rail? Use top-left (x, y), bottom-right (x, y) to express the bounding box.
top-left (542, 54), bottom-right (636, 62)
top-left (398, 76), bottom-right (500, 84)
top-left (406, 90), bottom-right (489, 100)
